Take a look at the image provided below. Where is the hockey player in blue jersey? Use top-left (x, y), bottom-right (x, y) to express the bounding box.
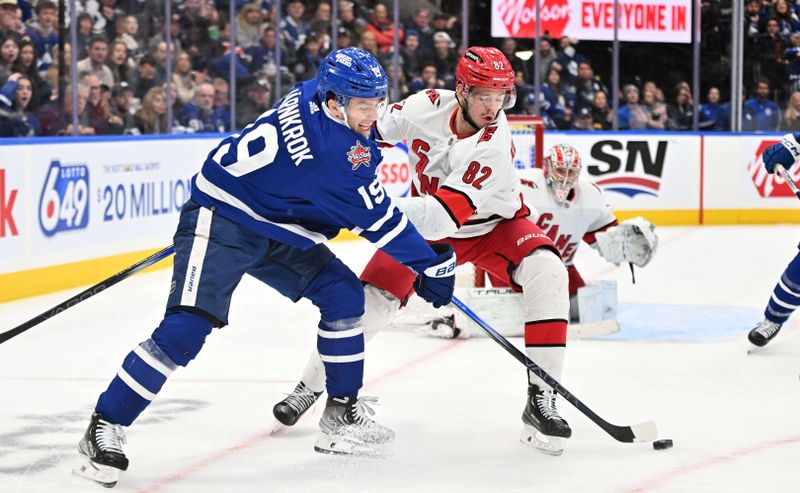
top-left (748, 134), bottom-right (800, 350)
top-left (73, 47), bottom-right (457, 488)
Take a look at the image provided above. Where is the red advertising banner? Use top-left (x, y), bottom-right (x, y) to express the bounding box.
top-left (492, 0), bottom-right (692, 43)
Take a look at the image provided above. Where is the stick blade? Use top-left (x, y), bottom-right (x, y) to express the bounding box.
top-left (629, 420), bottom-right (658, 443)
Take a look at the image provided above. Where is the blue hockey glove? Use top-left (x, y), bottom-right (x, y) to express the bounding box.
top-left (413, 243), bottom-right (456, 309)
top-left (763, 134), bottom-right (800, 173)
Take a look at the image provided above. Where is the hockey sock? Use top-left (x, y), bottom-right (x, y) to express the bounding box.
top-left (764, 251), bottom-right (800, 325)
top-left (514, 250), bottom-right (569, 388)
top-left (317, 317), bottom-right (364, 398)
top-left (95, 311), bottom-right (212, 426)
top-left (303, 284), bottom-right (399, 394)
top-left (95, 338), bottom-right (179, 426)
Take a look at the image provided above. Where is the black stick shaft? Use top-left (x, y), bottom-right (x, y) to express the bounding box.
top-left (0, 246), bottom-right (175, 344)
top-left (452, 295), bottom-right (656, 443)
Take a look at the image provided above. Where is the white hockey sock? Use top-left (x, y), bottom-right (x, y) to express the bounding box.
top-left (302, 284), bottom-right (401, 393)
top-left (513, 250), bottom-right (569, 389)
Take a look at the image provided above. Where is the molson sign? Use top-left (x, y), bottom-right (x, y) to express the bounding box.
top-left (492, 0), bottom-right (692, 43)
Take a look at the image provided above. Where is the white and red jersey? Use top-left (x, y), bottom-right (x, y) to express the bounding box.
top-left (375, 89), bottom-right (529, 240)
top-left (518, 168), bottom-right (617, 266)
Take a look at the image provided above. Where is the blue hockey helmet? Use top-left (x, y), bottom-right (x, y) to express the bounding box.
top-left (316, 47), bottom-right (388, 107)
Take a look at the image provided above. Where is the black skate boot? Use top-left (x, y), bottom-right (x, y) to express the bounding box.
top-left (273, 381), bottom-right (323, 426)
top-left (521, 385), bottom-right (571, 456)
top-left (748, 319), bottom-right (782, 349)
top-left (73, 412), bottom-right (128, 488)
top-left (423, 314), bottom-right (461, 339)
top-left (314, 395), bottom-right (395, 456)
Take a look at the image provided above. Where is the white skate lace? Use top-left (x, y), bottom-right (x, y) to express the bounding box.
top-left (755, 320), bottom-right (781, 338)
top-left (535, 391), bottom-right (564, 421)
top-left (96, 419), bottom-right (127, 454)
top-left (349, 396), bottom-right (379, 426)
top-left (283, 384), bottom-right (319, 414)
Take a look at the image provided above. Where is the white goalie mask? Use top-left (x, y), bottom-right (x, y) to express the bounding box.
top-left (544, 144), bottom-right (582, 206)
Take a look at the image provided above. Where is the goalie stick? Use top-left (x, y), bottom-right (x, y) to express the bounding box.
top-left (0, 245), bottom-right (175, 345)
top-left (776, 164), bottom-right (800, 200)
top-left (452, 295), bottom-right (658, 444)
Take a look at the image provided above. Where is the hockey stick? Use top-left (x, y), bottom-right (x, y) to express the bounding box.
top-left (451, 295), bottom-right (658, 443)
top-left (775, 164), bottom-right (800, 199)
top-left (0, 245), bottom-right (175, 345)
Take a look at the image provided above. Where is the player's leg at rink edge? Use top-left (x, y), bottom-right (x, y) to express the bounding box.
top-left (749, 247), bottom-right (800, 351)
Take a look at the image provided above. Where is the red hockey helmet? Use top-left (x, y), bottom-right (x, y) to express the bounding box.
top-left (456, 46), bottom-right (516, 109)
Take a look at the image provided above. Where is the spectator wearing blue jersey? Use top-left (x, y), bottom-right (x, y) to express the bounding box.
top-left (743, 78), bottom-right (781, 131)
top-left (24, 0), bottom-right (57, 59)
top-left (74, 47), bottom-right (456, 488)
top-left (540, 67), bottom-right (573, 129)
top-left (245, 25), bottom-right (285, 78)
top-left (180, 80), bottom-right (216, 132)
top-left (699, 86), bottom-right (721, 130)
top-left (0, 73), bottom-right (39, 136)
top-left (280, 0), bottom-right (309, 54)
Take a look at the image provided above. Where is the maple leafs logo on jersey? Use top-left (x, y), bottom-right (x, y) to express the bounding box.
top-left (347, 141), bottom-right (372, 170)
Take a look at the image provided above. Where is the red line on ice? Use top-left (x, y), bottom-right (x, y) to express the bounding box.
top-left (620, 435), bottom-right (800, 493)
top-left (133, 339), bottom-right (466, 493)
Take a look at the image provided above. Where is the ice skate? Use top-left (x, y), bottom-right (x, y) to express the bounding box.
top-left (72, 413), bottom-right (128, 488)
top-left (747, 319), bottom-right (782, 353)
top-left (521, 385), bottom-right (571, 456)
top-left (273, 381), bottom-right (323, 426)
top-left (314, 396), bottom-right (395, 456)
top-left (419, 314), bottom-right (461, 339)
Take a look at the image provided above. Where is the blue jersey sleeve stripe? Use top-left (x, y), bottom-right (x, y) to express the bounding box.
top-left (195, 170), bottom-right (328, 244)
top-left (365, 204), bottom-right (397, 232)
top-left (373, 214), bottom-right (408, 248)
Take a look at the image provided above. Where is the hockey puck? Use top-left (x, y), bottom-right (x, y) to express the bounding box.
top-left (652, 439), bottom-right (673, 450)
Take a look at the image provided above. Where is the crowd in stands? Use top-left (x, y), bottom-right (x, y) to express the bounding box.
top-left (0, 0), bottom-right (799, 137)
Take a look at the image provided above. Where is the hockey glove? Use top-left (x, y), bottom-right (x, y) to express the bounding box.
top-left (595, 217), bottom-right (658, 268)
top-left (413, 243), bottom-right (457, 308)
top-left (763, 133), bottom-right (800, 173)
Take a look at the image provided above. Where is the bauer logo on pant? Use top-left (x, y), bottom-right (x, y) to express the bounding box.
top-left (38, 160), bottom-right (90, 237)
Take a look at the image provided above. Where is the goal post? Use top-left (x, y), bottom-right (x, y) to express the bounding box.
top-left (506, 115), bottom-right (544, 170)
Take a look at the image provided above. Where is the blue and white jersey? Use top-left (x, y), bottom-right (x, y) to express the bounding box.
top-left (191, 79), bottom-right (436, 273)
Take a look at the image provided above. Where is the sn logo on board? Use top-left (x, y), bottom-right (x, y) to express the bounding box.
top-left (38, 160), bottom-right (90, 237)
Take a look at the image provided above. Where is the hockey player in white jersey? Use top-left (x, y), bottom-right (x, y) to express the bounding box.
top-left (421, 144), bottom-right (658, 338)
top-left (72, 48), bottom-right (457, 488)
top-left (273, 46), bottom-right (573, 455)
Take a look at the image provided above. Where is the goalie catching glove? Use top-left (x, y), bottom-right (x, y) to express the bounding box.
top-left (413, 243), bottom-right (457, 308)
top-left (594, 217), bottom-right (658, 268)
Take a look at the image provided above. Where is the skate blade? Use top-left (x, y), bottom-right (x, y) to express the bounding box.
top-left (72, 456), bottom-right (121, 488)
top-left (313, 434), bottom-right (389, 457)
top-left (520, 425), bottom-right (565, 456)
top-left (270, 419), bottom-right (285, 435)
top-left (747, 343), bottom-right (767, 355)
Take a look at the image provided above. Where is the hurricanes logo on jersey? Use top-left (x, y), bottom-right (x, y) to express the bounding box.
top-left (348, 141), bottom-right (372, 170)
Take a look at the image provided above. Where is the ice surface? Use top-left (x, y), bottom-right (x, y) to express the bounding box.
top-left (1, 226), bottom-right (799, 493)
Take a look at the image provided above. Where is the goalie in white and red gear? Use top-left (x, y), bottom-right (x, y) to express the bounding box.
top-left (277, 46), bottom-right (573, 455)
top-left (543, 144), bottom-right (582, 207)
